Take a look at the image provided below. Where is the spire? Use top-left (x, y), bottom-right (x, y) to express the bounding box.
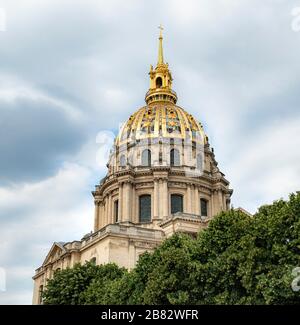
top-left (145, 26), bottom-right (177, 105)
top-left (157, 24), bottom-right (164, 65)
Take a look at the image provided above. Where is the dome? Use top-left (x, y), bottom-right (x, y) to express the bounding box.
top-left (116, 104), bottom-right (208, 146)
top-left (115, 27), bottom-right (208, 148)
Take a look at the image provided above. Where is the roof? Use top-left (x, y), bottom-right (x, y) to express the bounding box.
top-left (116, 104), bottom-right (207, 146)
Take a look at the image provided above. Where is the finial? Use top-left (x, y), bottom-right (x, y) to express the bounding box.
top-left (158, 24), bottom-right (163, 38)
top-left (145, 26), bottom-right (177, 105)
top-left (157, 24), bottom-right (164, 65)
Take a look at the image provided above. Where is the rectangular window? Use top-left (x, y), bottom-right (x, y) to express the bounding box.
top-left (200, 198), bottom-right (208, 217)
top-left (171, 194), bottom-right (183, 214)
top-left (139, 195), bottom-right (151, 222)
top-left (114, 200), bottom-right (119, 222)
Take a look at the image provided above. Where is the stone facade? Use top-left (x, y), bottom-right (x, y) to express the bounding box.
top-left (32, 30), bottom-right (233, 305)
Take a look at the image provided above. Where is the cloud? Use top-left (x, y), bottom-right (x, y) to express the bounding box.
top-left (0, 162), bottom-right (94, 304)
top-left (0, 88), bottom-right (87, 184)
top-left (227, 116), bottom-right (300, 213)
top-left (0, 77), bottom-right (83, 120)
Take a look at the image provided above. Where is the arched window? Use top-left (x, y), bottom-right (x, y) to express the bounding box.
top-left (170, 149), bottom-right (180, 166)
top-left (114, 200), bottom-right (119, 222)
top-left (139, 195), bottom-right (151, 222)
top-left (142, 149), bottom-right (151, 166)
top-left (200, 198), bottom-right (208, 217)
top-left (197, 153), bottom-right (203, 171)
top-left (171, 194), bottom-right (183, 214)
top-left (119, 155), bottom-right (126, 167)
top-left (156, 77), bottom-right (162, 88)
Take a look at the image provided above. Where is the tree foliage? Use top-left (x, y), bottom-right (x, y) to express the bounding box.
top-left (42, 262), bottom-right (126, 305)
top-left (42, 192), bottom-right (300, 305)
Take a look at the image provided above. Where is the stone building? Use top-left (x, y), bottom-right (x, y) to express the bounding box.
top-left (32, 29), bottom-right (233, 304)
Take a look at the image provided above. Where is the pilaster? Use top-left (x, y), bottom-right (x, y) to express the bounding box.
top-left (93, 201), bottom-right (100, 232)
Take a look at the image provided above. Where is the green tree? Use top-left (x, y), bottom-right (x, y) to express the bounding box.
top-left (140, 234), bottom-right (195, 304)
top-left (248, 192), bottom-right (300, 304)
top-left (80, 263), bottom-right (126, 304)
top-left (189, 193), bottom-right (300, 304)
top-left (42, 262), bottom-right (125, 305)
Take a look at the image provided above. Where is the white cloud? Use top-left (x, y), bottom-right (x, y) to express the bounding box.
top-left (0, 75), bottom-right (83, 121)
top-left (71, 130), bottom-right (116, 172)
top-left (0, 162), bottom-right (96, 304)
top-left (227, 116), bottom-right (300, 213)
top-left (0, 290), bottom-right (32, 305)
top-left (0, 162), bottom-right (90, 210)
top-left (166, 0), bottom-right (243, 25)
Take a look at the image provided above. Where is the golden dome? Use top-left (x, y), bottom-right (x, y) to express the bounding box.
top-left (116, 27), bottom-right (207, 147)
top-left (116, 104), bottom-right (207, 146)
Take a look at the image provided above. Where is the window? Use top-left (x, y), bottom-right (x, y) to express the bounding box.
top-left (156, 77), bottom-right (162, 88)
top-left (141, 149), bottom-right (151, 166)
top-left (119, 155), bottom-right (126, 167)
top-left (90, 257), bottom-right (96, 264)
top-left (114, 200), bottom-right (119, 222)
top-left (170, 149), bottom-right (180, 166)
top-left (171, 194), bottom-right (183, 214)
top-left (139, 195), bottom-right (151, 222)
top-left (38, 285), bottom-right (43, 305)
top-left (200, 198), bottom-right (208, 217)
top-left (197, 154), bottom-right (203, 171)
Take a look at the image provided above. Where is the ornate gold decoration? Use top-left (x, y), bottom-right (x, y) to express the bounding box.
top-left (115, 28), bottom-right (207, 146)
top-left (116, 104), bottom-right (207, 145)
top-left (145, 27), bottom-right (177, 105)
top-left (158, 24), bottom-right (164, 65)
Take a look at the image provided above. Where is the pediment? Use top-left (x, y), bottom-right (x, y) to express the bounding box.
top-left (42, 242), bottom-right (67, 266)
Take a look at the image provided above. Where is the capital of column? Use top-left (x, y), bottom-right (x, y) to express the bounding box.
top-left (118, 178), bottom-right (134, 186)
top-left (153, 168), bottom-right (169, 181)
top-left (94, 198), bottom-right (103, 206)
top-left (154, 176), bottom-right (167, 182)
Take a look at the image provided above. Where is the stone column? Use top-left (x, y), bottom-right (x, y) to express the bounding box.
top-left (104, 196), bottom-right (108, 226)
top-left (223, 194), bottom-right (227, 211)
top-left (218, 189), bottom-right (223, 212)
top-left (132, 184), bottom-right (136, 222)
top-left (93, 201), bottom-right (100, 232)
top-left (211, 190), bottom-right (217, 216)
top-left (128, 182), bottom-right (132, 221)
top-left (98, 202), bottom-right (104, 228)
top-left (162, 179), bottom-right (168, 218)
top-left (208, 193), bottom-right (212, 218)
top-left (158, 179), bottom-right (163, 219)
top-left (107, 194), bottom-right (112, 225)
top-left (193, 186), bottom-right (199, 215)
top-left (153, 179), bottom-right (159, 219)
top-left (118, 182), bottom-right (123, 222)
top-left (186, 184), bottom-right (192, 213)
top-left (123, 182), bottom-right (132, 222)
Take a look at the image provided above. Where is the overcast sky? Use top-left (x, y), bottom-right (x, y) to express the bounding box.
top-left (0, 0), bottom-right (300, 304)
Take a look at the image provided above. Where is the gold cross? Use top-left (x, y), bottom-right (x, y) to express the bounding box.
top-left (158, 24), bottom-right (163, 37)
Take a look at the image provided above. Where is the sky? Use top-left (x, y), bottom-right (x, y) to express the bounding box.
top-left (0, 0), bottom-right (300, 304)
